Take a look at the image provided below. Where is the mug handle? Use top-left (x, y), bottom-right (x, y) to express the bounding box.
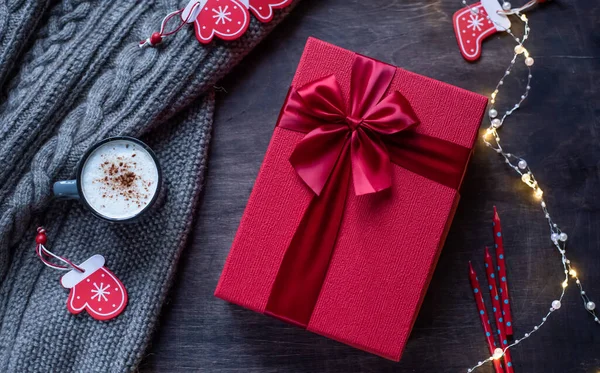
top-left (53, 180), bottom-right (79, 199)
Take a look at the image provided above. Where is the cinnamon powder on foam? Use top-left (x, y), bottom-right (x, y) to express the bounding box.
top-left (95, 152), bottom-right (152, 210)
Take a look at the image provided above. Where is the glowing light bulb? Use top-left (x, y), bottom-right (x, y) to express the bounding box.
top-left (514, 45), bottom-right (525, 54)
top-left (492, 348), bottom-right (503, 360)
top-left (569, 269), bottom-right (577, 277)
top-left (562, 281), bottom-right (568, 288)
top-left (535, 188), bottom-right (544, 199)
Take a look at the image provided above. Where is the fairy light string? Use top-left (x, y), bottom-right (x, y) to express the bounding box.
top-left (459, 1), bottom-right (599, 372)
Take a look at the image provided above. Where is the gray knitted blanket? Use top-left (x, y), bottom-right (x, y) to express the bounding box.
top-left (0, 1), bottom-right (294, 371)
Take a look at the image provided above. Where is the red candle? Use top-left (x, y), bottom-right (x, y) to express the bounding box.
top-left (484, 248), bottom-right (515, 372)
top-left (485, 247), bottom-right (505, 335)
top-left (493, 206), bottom-right (514, 336)
top-left (469, 262), bottom-right (505, 373)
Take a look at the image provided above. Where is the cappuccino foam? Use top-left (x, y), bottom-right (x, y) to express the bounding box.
top-left (80, 139), bottom-right (159, 220)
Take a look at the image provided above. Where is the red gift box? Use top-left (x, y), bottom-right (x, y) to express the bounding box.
top-left (215, 37), bottom-right (487, 361)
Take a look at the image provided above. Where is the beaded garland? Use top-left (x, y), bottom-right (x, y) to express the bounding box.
top-left (457, 1), bottom-right (599, 372)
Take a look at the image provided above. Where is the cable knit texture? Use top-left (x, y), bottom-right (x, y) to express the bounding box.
top-left (0, 0), bottom-right (49, 90)
top-left (0, 0), bottom-right (296, 371)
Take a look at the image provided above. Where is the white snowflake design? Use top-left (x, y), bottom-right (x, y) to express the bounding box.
top-left (467, 14), bottom-right (483, 31)
top-left (212, 5), bottom-right (232, 25)
top-left (91, 282), bottom-right (111, 302)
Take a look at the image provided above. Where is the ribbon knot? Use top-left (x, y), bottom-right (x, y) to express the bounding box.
top-left (345, 116), bottom-right (363, 131)
top-left (278, 55), bottom-right (420, 196)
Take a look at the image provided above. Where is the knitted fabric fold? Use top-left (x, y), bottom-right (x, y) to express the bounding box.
top-left (0, 0), bottom-right (296, 371)
top-left (0, 0), bottom-right (49, 90)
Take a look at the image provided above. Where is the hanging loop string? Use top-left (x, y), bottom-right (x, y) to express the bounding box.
top-left (35, 227), bottom-right (85, 273)
top-left (139, 3), bottom-right (199, 48)
top-left (499, 0), bottom-right (542, 15)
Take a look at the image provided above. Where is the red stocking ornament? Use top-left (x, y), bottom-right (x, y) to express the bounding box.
top-left (35, 228), bottom-right (128, 321)
top-left (453, 0), bottom-right (511, 61)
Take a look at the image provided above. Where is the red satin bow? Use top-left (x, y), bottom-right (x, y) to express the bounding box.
top-left (279, 56), bottom-right (419, 196)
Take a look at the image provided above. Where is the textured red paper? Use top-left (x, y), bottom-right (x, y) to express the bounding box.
top-left (215, 38), bottom-right (488, 361)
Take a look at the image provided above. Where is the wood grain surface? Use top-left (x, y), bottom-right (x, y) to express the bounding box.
top-left (140, 1), bottom-right (600, 372)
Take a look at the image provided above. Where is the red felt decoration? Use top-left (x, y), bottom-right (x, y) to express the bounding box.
top-left (193, 0), bottom-right (250, 44)
top-left (453, 0), bottom-right (511, 61)
top-left (142, 0), bottom-right (294, 47)
top-left (34, 228), bottom-right (128, 321)
top-left (61, 255), bottom-right (128, 321)
top-left (248, 0), bottom-right (294, 22)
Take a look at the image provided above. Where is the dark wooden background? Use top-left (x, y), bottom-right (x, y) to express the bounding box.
top-left (140, 1), bottom-right (600, 372)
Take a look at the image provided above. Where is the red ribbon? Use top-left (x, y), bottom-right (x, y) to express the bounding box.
top-left (265, 54), bottom-right (471, 327)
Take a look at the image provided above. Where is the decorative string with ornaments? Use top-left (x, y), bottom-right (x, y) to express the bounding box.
top-left (139, 0), bottom-right (293, 47)
top-left (452, 0), bottom-right (599, 371)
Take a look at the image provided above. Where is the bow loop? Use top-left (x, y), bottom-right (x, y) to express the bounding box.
top-left (279, 75), bottom-right (347, 134)
top-left (351, 128), bottom-right (393, 195)
top-left (289, 125), bottom-right (349, 196)
top-left (279, 55), bottom-right (419, 196)
top-left (361, 91), bottom-right (419, 135)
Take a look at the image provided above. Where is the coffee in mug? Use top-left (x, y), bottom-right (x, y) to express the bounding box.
top-left (54, 137), bottom-right (162, 222)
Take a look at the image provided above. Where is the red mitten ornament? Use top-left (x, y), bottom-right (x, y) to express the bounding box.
top-left (61, 255), bottom-right (128, 321)
top-left (181, 0), bottom-right (250, 44)
top-left (248, 0), bottom-right (294, 22)
top-left (453, 0), bottom-right (511, 61)
top-left (35, 228), bottom-right (127, 321)
top-left (195, 0), bottom-right (250, 43)
top-left (143, 0), bottom-right (293, 47)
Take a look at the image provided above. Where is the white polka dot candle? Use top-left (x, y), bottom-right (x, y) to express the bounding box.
top-left (468, 262), bottom-right (505, 373)
top-left (493, 206), bottom-right (514, 336)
